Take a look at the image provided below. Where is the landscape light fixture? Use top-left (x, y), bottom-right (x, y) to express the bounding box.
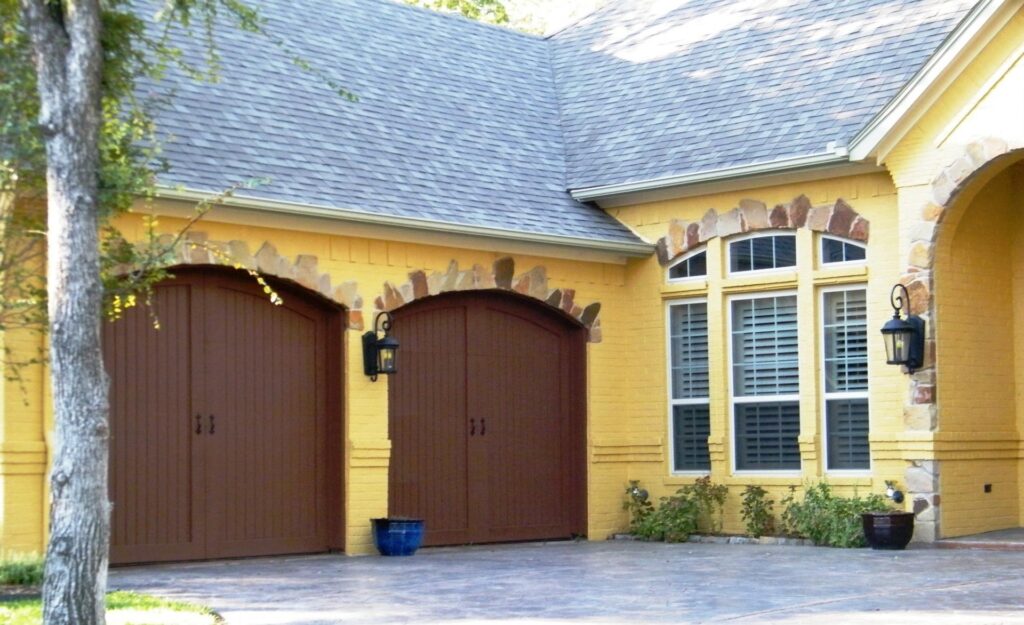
top-left (363, 311), bottom-right (399, 382)
top-left (880, 283), bottom-right (925, 373)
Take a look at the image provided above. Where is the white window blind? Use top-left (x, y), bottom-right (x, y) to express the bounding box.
top-left (823, 289), bottom-right (870, 470)
top-left (731, 294), bottom-right (800, 471)
top-left (669, 302), bottom-right (710, 471)
top-left (731, 296), bottom-right (799, 396)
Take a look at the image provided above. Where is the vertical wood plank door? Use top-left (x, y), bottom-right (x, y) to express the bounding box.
top-left (106, 282), bottom-right (205, 563)
top-left (387, 300), bottom-right (470, 545)
top-left (389, 292), bottom-right (586, 546)
top-left (106, 267), bottom-right (342, 564)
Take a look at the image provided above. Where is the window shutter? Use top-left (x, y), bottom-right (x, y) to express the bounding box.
top-left (670, 303), bottom-right (709, 399)
top-left (824, 290), bottom-right (868, 392)
top-left (735, 402), bottom-right (800, 470)
top-left (826, 399), bottom-right (869, 470)
top-left (731, 296), bottom-right (799, 396)
top-left (669, 302), bottom-right (710, 472)
top-left (823, 288), bottom-right (870, 470)
top-left (673, 405), bottom-right (711, 471)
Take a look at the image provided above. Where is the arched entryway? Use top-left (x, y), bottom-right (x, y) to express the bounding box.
top-left (932, 150), bottom-right (1024, 538)
top-left (104, 266), bottom-right (344, 564)
top-left (387, 291), bottom-right (587, 546)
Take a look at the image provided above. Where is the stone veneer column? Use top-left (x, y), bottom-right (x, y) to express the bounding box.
top-left (899, 137), bottom-right (1020, 542)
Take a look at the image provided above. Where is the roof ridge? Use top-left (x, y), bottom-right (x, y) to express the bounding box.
top-left (378, 0), bottom-right (545, 41)
top-left (544, 0), bottom-right (615, 40)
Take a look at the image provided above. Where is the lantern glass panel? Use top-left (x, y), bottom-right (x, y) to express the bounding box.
top-left (883, 328), bottom-right (911, 364)
top-left (376, 335), bottom-right (399, 374)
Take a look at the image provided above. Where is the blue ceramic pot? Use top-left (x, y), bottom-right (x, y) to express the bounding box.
top-left (372, 518), bottom-right (425, 556)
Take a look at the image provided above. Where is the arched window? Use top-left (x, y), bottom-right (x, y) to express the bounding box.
top-left (727, 233), bottom-right (796, 274)
top-left (667, 248), bottom-right (707, 281)
top-left (820, 235), bottom-right (866, 265)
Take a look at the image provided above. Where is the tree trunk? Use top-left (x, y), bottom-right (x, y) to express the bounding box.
top-left (20, 1), bottom-right (110, 624)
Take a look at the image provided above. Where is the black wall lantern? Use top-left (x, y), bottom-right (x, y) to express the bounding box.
top-left (880, 284), bottom-right (925, 373)
top-left (363, 311), bottom-right (399, 382)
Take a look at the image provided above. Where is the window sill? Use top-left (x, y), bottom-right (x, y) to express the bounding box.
top-left (729, 471), bottom-right (803, 479)
top-left (664, 472), bottom-right (711, 485)
top-left (814, 265), bottom-right (868, 283)
top-left (721, 272), bottom-right (798, 293)
top-left (661, 280), bottom-right (708, 297)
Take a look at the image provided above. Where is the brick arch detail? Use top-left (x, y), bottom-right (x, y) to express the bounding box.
top-left (896, 136), bottom-right (1022, 542)
top-left (168, 232), bottom-right (366, 330)
top-left (372, 257), bottom-right (603, 343)
top-left (655, 195), bottom-right (870, 265)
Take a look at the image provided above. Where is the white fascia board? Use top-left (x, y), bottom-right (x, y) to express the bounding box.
top-left (849, 0), bottom-right (1020, 162)
top-left (153, 186), bottom-right (655, 258)
top-left (569, 151), bottom-right (851, 202)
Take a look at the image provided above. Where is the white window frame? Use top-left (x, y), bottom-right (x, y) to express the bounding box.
top-left (820, 285), bottom-right (871, 475)
top-left (665, 298), bottom-right (711, 475)
top-left (726, 231), bottom-right (799, 278)
top-left (727, 290), bottom-right (802, 476)
top-left (819, 235), bottom-right (867, 268)
top-left (666, 247), bottom-right (708, 283)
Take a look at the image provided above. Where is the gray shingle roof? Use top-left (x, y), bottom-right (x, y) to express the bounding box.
top-left (144, 0), bottom-right (643, 246)
top-left (145, 0), bottom-right (979, 245)
top-left (549, 0), bottom-right (977, 189)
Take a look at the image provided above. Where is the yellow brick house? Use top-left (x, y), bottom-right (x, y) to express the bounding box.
top-left (2, 0), bottom-right (1024, 561)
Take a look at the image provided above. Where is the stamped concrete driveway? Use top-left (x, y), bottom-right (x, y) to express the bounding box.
top-left (110, 541), bottom-right (1024, 625)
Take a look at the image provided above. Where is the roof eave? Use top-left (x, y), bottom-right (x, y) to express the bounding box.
top-left (569, 151), bottom-right (854, 203)
top-left (848, 0), bottom-right (1021, 163)
top-left (154, 186), bottom-right (655, 258)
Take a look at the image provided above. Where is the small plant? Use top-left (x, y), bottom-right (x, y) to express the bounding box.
top-left (781, 481), bottom-right (892, 548)
top-left (623, 480), bottom-right (654, 532)
top-left (680, 476), bottom-right (728, 534)
top-left (0, 552), bottom-right (44, 586)
top-left (740, 485), bottom-right (775, 538)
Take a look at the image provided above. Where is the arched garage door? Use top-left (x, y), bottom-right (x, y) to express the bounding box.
top-left (104, 267), bottom-right (343, 564)
top-left (388, 291), bottom-right (586, 546)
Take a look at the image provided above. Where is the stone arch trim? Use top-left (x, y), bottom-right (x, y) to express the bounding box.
top-left (898, 137), bottom-right (1020, 421)
top-left (168, 232), bottom-right (366, 330)
top-left (655, 195), bottom-right (870, 265)
top-left (896, 136), bottom-right (1023, 542)
top-left (371, 258), bottom-right (603, 343)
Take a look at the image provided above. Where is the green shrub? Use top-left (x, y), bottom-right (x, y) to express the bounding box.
top-left (623, 477), bottom-right (728, 542)
top-left (0, 553), bottom-right (43, 586)
top-left (681, 476), bottom-right (728, 534)
top-left (781, 482), bottom-right (891, 547)
top-left (632, 487), bottom-right (700, 542)
top-left (740, 485), bottom-right (775, 538)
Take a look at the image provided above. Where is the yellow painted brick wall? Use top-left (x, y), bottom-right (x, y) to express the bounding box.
top-left (885, 9), bottom-right (1024, 190)
top-left (607, 172), bottom-right (908, 536)
top-left (0, 322), bottom-right (48, 556)
top-left (932, 163), bottom-right (1023, 537)
top-left (883, 6), bottom-right (1024, 538)
top-left (0, 207), bottom-right (638, 555)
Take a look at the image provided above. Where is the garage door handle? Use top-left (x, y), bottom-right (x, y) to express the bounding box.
top-left (480, 418), bottom-right (486, 436)
top-left (469, 418), bottom-right (476, 436)
top-left (209, 414), bottom-right (215, 435)
top-left (195, 414), bottom-right (202, 435)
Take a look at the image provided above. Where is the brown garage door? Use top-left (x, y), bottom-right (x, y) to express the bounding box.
top-left (388, 291), bottom-right (586, 546)
top-left (105, 267), bottom-right (342, 564)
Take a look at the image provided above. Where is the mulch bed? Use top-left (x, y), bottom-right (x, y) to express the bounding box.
top-left (0, 584), bottom-right (41, 602)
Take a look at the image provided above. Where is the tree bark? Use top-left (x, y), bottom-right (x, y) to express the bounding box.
top-left (20, 1), bottom-right (110, 624)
